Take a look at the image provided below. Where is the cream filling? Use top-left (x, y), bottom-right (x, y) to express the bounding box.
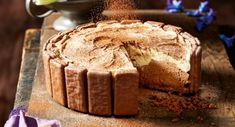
top-left (150, 51), bottom-right (190, 72)
top-left (125, 45), bottom-right (190, 72)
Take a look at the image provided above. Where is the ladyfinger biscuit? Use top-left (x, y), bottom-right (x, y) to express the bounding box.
top-left (50, 59), bottom-right (67, 106)
top-left (113, 68), bottom-right (139, 116)
top-left (87, 70), bottom-right (112, 116)
top-left (65, 66), bottom-right (88, 113)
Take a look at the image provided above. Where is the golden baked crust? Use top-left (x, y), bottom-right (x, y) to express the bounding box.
top-left (43, 20), bottom-right (201, 116)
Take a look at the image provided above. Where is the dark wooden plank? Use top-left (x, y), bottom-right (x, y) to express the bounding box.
top-left (200, 33), bottom-right (235, 127)
top-left (14, 29), bottom-right (40, 108)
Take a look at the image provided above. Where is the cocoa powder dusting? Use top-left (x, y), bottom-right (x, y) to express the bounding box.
top-left (91, 0), bottom-right (138, 21)
top-left (104, 0), bottom-right (137, 20)
top-left (148, 93), bottom-right (217, 115)
top-left (90, 0), bottom-right (105, 21)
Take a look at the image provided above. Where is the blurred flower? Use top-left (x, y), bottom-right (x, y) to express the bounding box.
top-left (166, 0), bottom-right (184, 13)
top-left (220, 34), bottom-right (235, 48)
top-left (186, 10), bottom-right (201, 17)
top-left (219, 34), bottom-right (235, 69)
top-left (195, 9), bottom-right (216, 31)
top-left (4, 107), bottom-right (61, 127)
top-left (198, 1), bottom-right (209, 13)
top-left (186, 0), bottom-right (209, 17)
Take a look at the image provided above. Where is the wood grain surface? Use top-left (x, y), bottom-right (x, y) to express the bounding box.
top-left (14, 29), bottom-right (40, 109)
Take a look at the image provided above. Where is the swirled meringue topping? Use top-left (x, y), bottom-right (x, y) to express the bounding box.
top-left (45, 20), bottom-right (198, 72)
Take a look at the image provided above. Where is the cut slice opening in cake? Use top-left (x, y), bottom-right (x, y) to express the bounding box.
top-left (121, 40), bottom-right (191, 92)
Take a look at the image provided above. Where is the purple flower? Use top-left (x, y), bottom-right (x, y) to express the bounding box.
top-left (186, 0), bottom-right (209, 17)
top-left (4, 107), bottom-right (61, 127)
top-left (198, 1), bottom-right (209, 13)
top-left (219, 34), bottom-right (235, 69)
top-left (219, 34), bottom-right (235, 49)
top-left (195, 9), bottom-right (216, 31)
top-left (166, 0), bottom-right (184, 13)
top-left (186, 10), bottom-right (201, 17)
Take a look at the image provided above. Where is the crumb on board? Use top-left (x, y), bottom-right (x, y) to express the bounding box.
top-left (147, 92), bottom-right (217, 115)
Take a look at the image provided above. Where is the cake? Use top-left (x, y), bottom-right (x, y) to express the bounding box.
top-left (42, 20), bottom-right (201, 116)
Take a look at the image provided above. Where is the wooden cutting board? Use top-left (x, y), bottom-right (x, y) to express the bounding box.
top-left (15, 11), bottom-right (235, 127)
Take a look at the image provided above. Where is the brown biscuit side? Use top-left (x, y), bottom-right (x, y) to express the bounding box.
top-left (65, 66), bottom-right (88, 113)
top-left (188, 47), bottom-right (196, 94)
top-left (50, 59), bottom-right (68, 106)
top-left (194, 46), bottom-right (202, 92)
top-left (42, 51), bottom-right (53, 97)
top-left (113, 69), bottom-right (139, 116)
top-left (188, 46), bottom-right (202, 94)
top-left (87, 70), bottom-right (112, 116)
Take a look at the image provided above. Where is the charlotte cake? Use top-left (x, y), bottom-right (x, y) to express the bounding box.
top-left (42, 20), bottom-right (201, 116)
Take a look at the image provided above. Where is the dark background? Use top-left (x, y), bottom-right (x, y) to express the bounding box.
top-left (0, 0), bottom-right (234, 126)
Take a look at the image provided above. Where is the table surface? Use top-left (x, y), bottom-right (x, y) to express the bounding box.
top-left (14, 11), bottom-right (235, 127)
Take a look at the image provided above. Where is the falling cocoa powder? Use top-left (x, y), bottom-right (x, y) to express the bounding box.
top-left (91, 0), bottom-right (138, 21)
top-left (104, 0), bottom-right (137, 20)
top-left (90, 0), bottom-right (105, 22)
